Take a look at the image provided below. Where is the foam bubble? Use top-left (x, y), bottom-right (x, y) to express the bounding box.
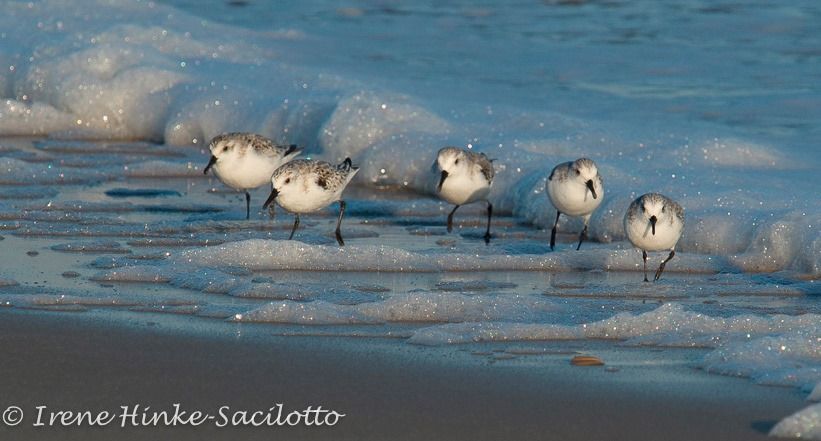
top-left (52, 240), bottom-right (131, 254)
top-left (235, 293), bottom-right (555, 325)
top-left (409, 303), bottom-right (821, 390)
top-left (0, 0), bottom-right (818, 276)
top-left (810, 383), bottom-right (821, 402)
top-left (770, 402), bottom-right (821, 440)
top-left (90, 266), bottom-right (171, 283)
top-left (179, 239), bottom-right (731, 273)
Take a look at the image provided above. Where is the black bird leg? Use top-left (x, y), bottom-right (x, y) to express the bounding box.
top-left (245, 191), bottom-right (251, 220)
top-left (335, 200), bottom-right (346, 246)
top-left (288, 214), bottom-right (300, 240)
top-left (654, 250), bottom-right (676, 282)
top-left (576, 223), bottom-right (588, 251)
top-left (642, 250), bottom-right (649, 282)
top-left (447, 205), bottom-right (460, 233)
top-left (550, 211), bottom-right (562, 250)
top-left (484, 202), bottom-right (493, 244)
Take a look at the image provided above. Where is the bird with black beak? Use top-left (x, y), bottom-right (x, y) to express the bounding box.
top-left (624, 193), bottom-right (685, 282)
top-left (546, 157), bottom-right (604, 250)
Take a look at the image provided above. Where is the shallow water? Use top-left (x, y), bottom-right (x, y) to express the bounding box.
top-left (0, 139), bottom-right (817, 403)
top-left (0, 0), bottom-right (818, 275)
top-left (0, 0), bottom-right (820, 436)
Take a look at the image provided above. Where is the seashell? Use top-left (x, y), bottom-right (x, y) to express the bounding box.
top-left (571, 355), bottom-right (605, 366)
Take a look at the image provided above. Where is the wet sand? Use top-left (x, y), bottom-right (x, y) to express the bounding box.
top-left (0, 309), bottom-right (805, 441)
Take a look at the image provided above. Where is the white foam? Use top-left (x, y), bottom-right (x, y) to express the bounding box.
top-left (409, 303), bottom-right (821, 391)
top-left (701, 333), bottom-right (821, 389)
top-left (90, 266), bottom-right (171, 283)
top-left (770, 402), bottom-right (821, 440)
top-left (227, 283), bottom-right (315, 301)
top-left (0, 0), bottom-right (818, 275)
top-left (52, 240), bottom-right (130, 254)
top-left (235, 293), bottom-right (554, 325)
top-left (236, 300), bottom-right (370, 325)
top-left (408, 322), bottom-right (581, 346)
top-left (169, 269), bottom-right (241, 294)
top-left (810, 383), bottom-right (821, 402)
top-left (179, 239), bottom-right (730, 273)
top-left (0, 99), bottom-right (74, 136)
top-left (678, 139), bottom-right (792, 169)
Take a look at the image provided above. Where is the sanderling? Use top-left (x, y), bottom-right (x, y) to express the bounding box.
top-left (624, 193), bottom-right (684, 282)
top-left (546, 158), bottom-right (604, 250)
top-left (263, 158), bottom-right (359, 246)
top-left (434, 146), bottom-right (495, 244)
top-left (203, 132), bottom-right (301, 219)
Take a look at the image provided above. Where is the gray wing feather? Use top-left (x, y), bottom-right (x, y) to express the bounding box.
top-left (548, 162), bottom-right (572, 182)
top-left (475, 152), bottom-right (494, 182)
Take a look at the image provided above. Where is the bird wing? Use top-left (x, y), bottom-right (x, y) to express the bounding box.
top-left (476, 153), bottom-right (495, 181)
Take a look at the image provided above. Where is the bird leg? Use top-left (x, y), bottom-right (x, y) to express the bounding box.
top-left (654, 250), bottom-right (676, 282)
top-left (447, 205), bottom-right (460, 233)
top-left (576, 223), bottom-right (588, 251)
top-left (484, 202), bottom-right (493, 244)
top-left (288, 214), bottom-right (300, 240)
top-left (550, 211), bottom-right (562, 250)
top-left (245, 191), bottom-right (251, 220)
top-left (642, 250), bottom-right (649, 282)
top-left (335, 200), bottom-right (346, 246)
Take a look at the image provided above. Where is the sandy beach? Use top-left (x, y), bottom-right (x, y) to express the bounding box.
top-left (0, 309), bottom-right (807, 441)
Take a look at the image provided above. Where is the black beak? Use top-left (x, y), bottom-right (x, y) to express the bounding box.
top-left (203, 155), bottom-right (217, 175)
top-left (649, 215), bottom-right (657, 235)
top-left (437, 170), bottom-right (449, 192)
top-left (586, 180), bottom-right (597, 199)
top-left (263, 188), bottom-right (279, 209)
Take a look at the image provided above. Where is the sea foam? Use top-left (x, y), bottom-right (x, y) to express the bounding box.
top-left (0, 1), bottom-right (817, 276)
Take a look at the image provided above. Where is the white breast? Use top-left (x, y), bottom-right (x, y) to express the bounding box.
top-left (438, 173), bottom-right (491, 206)
top-left (547, 178), bottom-right (603, 217)
top-left (214, 154), bottom-right (282, 191)
top-left (625, 217), bottom-right (683, 251)
top-left (276, 168), bottom-right (357, 214)
top-left (276, 186), bottom-right (335, 213)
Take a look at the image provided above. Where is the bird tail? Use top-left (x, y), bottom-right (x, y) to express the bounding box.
top-left (337, 157), bottom-right (359, 172)
top-left (338, 157), bottom-right (360, 184)
top-left (282, 144), bottom-right (302, 160)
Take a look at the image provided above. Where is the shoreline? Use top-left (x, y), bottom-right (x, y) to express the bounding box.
top-left (0, 308), bottom-right (807, 441)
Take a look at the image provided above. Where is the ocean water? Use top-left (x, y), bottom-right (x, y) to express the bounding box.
top-left (0, 0), bottom-right (819, 437)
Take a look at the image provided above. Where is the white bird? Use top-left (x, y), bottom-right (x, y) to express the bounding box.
top-left (263, 158), bottom-right (359, 246)
top-left (434, 146), bottom-right (495, 243)
top-left (624, 193), bottom-right (685, 282)
top-left (546, 158), bottom-right (604, 250)
top-left (203, 132), bottom-right (301, 219)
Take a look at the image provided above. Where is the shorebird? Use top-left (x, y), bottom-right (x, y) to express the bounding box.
top-left (624, 193), bottom-right (685, 282)
top-left (203, 132), bottom-right (301, 219)
top-left (434, 146), bottom-right (495, 244)
top-left (263, 158), bottom-right (359, 246)
top-left (546, 158), bottom-right (604, 250)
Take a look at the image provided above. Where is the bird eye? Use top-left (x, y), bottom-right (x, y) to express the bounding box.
top-left (222, 146), bottom-right (228, 152)
top-left (662, 206), bottom-right (666, 213)
top-left (575, 169), bottom-right (581, 175)
top-left (454, 159), bottom-right (459, 165)
top-left (284, 178), bottom-right (291, 184)
top-left (641, 205), bottom-right (646, 212)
